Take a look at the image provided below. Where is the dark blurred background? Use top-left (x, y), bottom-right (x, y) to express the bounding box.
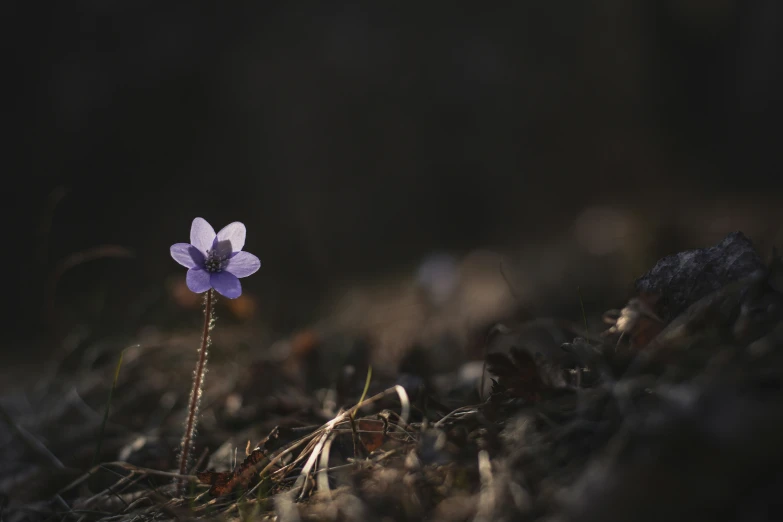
top-left (5, 1), bottom-right (783, 379)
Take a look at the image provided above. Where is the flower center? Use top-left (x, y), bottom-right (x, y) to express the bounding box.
top-left (204, 249), bottom-right (227, 273)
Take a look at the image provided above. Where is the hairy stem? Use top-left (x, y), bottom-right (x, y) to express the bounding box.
top-left (177, 288), bottom-right (214, 492)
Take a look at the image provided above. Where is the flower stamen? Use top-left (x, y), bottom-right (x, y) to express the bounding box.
top-left (204, 249), bottom-right (227, 273)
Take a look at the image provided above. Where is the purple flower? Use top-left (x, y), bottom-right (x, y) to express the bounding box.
top-left (170, 217), bottom-right (261, 299)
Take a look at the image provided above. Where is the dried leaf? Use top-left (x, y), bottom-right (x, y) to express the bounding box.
top-left (357, 419), bottom-right (386, 453)
top-left (196, 446), bottom-right (268, 497)
top-left (196, 427), bottom-right (280, 497)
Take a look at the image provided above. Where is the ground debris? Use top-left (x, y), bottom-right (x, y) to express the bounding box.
top-left (4, 233), bottom-right (783, 521)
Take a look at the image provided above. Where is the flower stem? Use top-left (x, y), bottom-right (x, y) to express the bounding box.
top-left (177, 288), bottom-right (214, 492)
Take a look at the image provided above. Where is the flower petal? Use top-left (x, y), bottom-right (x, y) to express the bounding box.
top-left (170, 243), bottom-right (205, 269)
top-left (216, 222), bottom-right (246, 252)
top-left (210, 272), bottom-right (242, 299)
top-left (225, 251), bottom-right (261, 278)
top-left (190, 217), bottom-right (216, 254)
top-left (186, 268), bottom-right (211, 293)
top-left (212, 238), bottom-right (234, 259)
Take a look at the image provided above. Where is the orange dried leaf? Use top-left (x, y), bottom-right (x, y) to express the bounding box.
top-left (356, 419), bottom-right (386, 452)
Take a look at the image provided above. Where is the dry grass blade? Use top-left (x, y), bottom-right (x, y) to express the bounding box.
top-left (434, 405), bottom-right (481, 428)
top-left (93, 347), bottom-right (127, 466)
top-left (46, 245), bottom-right (135, 325)
top-left (350, 364), bottom-right (374, 457)
top-left (58, 462), bottom-right (197, 499)
top-left (392, 385), bottom-right (410, 426)
top-left (0, 403), bottom-right (66, 470)
top-left (295, 384), bottom-right (410, 498)
top-left (244, 384), bottom-right (413, 502)
top-left (316, 433), bottom-right (336, 499)
top-left (474, 450), bottom-right (494, 522)
top-left (294, 416), bottom-right (341, 499)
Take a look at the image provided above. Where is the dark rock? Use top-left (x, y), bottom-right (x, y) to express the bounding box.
top-left (634, 231), bottom-right (764, 319)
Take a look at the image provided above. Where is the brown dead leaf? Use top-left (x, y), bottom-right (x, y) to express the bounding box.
top-left (356, 418), bottom-right (386, 453)
top-left (196, 427), bottom-right (280, 497)
top-left (196, 446), bottom-right (268, 497)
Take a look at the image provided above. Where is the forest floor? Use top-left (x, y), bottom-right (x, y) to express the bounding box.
top-left (2, 232), bottom-right (783, 522)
